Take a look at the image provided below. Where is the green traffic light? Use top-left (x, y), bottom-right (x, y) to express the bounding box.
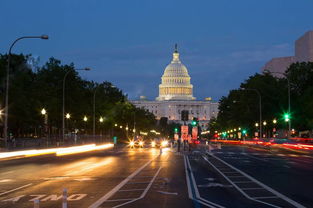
top-left (242, 129), bottom-right (247, 134)
top-left (174, 128), bottom-right (178, 133)
top-left (284, 113), bottom-right (290, 122)
top-left (191, 121), bottom-right (196, 126)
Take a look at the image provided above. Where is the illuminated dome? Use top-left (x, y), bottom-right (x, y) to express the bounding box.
top-left (156, 45), bottom-right (195, 101)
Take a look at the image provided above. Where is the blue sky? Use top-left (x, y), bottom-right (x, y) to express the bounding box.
top-left (1, 0), bottom-right (313, 101)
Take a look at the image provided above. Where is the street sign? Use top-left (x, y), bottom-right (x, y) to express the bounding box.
top-left (192, 127), bottom-right (198, 139)
top-left (181, 125), bottom-right (188, 141)
top-left (174, 133), bottom-right (179, 141)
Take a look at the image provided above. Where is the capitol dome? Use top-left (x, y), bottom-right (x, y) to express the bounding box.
top-left (156, 45), bottom-right (195, 101)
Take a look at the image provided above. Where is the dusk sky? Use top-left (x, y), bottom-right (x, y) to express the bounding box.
top-left (1, 0), bottom-right (313, 101)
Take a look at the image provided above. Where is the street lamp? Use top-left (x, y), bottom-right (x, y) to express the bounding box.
top-left (3, 35), bottom-right (49, 148)
top-left (263, 121), bottom-right (267, 126)
top-left (83, 116), bottom-right (88, 122)
top-left (66, 113), bottom-right (71, 119)
top-left (273, 119), bottom-right (277, 124)
top-left (99, 117), bottom-right (104, 123)
top-left (93, 84), bottom-right (103, 141)
top-left (264, 70), bottom-right (291, 139)
top-left (41, 108), bottom-right (47, 115)
top-left (62, 67), bottom-right (90, 142)
top-left (41, 108), bottom-right (48, 138)
top-left (241, 88), bottom-right (262, 139)
top-left (255, 123), bottom-right (259, 127)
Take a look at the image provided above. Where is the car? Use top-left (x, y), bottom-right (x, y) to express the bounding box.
top-left (150, 138), bottom-right (169, 148)
top-left (128, 139), bottom-right (145, 148)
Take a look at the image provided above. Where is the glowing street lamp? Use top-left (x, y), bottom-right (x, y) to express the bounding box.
top-left (114, 123), bottom-right (118, 127)
top-left (263, 121), bottom-right (267, 126)
top-left (255, 123), bottom-right (259, 127)
top-left (120, 125), bottom-right (123, 129)
top-left (41, 108), bottom-right (46, 115)
top-left (99, 117), bottom-right (104, 123)
top-left (66, 113), bottom-right (71, 119)
top-left (83, 116), bottom-right (88, 122)
top-left (273, 119), bottom-right (277, 124)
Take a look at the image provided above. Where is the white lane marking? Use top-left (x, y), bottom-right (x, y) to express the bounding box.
top-left (253, 196), bottom-right (279, 199)
top-left (106, 198), bottom-right (136, 202)
top-left (0, 183), bottom-right (32, 196)
top-left (67, 194), bottom-right (87, 201)
top-left (184, 156), bottom-right (218, 208)
top-left (204, 178), bottom-right (215, 181)
top-left (209, 154), bottom-right (306, 208)
top-left (157, 191), bottom-right (178, 195)
top-left (41, 195), bottom-right (63, 201)
top-left (183, 155), bottom-right (193, 199)
top-left (88, 157), bottom-right (156, 208)
top-left (118, 189), bottom-right (145, 192)
top-left (242, 187), bottom-right (264, 190)
top-left (29, 195), bottom-right (46, 201)
top-left (2, 195), bottom-right (25, 202)
top-left (203, 156), bottom-right (281, 208)
top-left (198, 183), bottom-right (232, 188)
top-left (112, 166), bottom-right (162, 208)
top-left (186, 156), bottom-right (225, 208)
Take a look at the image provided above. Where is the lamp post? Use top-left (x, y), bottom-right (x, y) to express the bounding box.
top-left (93, 84), bottom-right (102, 142)
top-left (3, 35), bottom-right (48, 148)
top-left (264, 70), bottom-right (291, 139)
top-left (62, 68), bottom-right (90, 142)
top-left (41, 108), bottom-right (48, 141)
top-left (241, 88), bottom-right (262, 139)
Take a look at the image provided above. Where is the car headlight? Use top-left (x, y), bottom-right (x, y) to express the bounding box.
top-left (161, 140), bottom-right (168, 147)
top-left (151, 141), bottom-right (156, 147)
top-left (139, 141), bottom-right (144, 146)
top-left (129, 141), bottom-right (135, 146)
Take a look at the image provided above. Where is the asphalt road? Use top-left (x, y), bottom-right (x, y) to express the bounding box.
top-left (0, 144), bottom-right (312, 208)
top-left (187, 144), bottom-right (313, 208)
top-left (0, 147), bottom-right (192, 208)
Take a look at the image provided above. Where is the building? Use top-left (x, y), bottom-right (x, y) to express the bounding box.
top-left (262, 30), bottom-right (313, 75)
top-left (131, 45), bottom-right (218, 128)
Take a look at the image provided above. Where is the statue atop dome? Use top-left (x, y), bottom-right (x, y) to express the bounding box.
top-left (156, 45), bottom-right (195, 101)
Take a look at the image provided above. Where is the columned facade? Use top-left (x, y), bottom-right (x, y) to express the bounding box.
top-left (131, 45), bottom-right (218, 127)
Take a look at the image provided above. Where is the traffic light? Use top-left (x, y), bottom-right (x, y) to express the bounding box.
top-left (174, 127), bottom-right (178, 133)
top-left (284, 113), bottom-right (290, 122)
top-left (242, 129), bottom-right (247, 135)
top-left (181, 110), bottom-right (189, 121)
top-left (192, 117), bottom-right (198, 126)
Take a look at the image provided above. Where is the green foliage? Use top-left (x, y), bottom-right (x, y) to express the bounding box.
top-left (213, 62), bottom-right (313, 135)
top-left (0, 54), bottom-right (157, 138)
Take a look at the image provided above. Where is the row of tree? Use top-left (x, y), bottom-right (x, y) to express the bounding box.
top-left (208, 62), bottom-right (313, 138)
top-left (0, 54), bottom-right (157, 140)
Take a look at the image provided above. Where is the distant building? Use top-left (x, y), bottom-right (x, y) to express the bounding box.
top-left (295, 31), bottom-right (313, 62)
top-left (131, 45), bottom-right (218, 128)
top-left (262, 30), bottom-right (313, 75)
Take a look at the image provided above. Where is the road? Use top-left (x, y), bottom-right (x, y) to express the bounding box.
top-left (0, 144), bottom-right (312, 208)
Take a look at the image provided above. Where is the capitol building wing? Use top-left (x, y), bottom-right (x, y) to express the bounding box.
top-left (131, 45), bottom-right (218, 127)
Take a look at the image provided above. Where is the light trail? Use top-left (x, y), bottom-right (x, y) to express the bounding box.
top-left (0, 143), bottom-right (114, 159)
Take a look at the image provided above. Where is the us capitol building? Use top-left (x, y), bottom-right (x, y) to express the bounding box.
top-left (131, 45), bottom-right (218, 128)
